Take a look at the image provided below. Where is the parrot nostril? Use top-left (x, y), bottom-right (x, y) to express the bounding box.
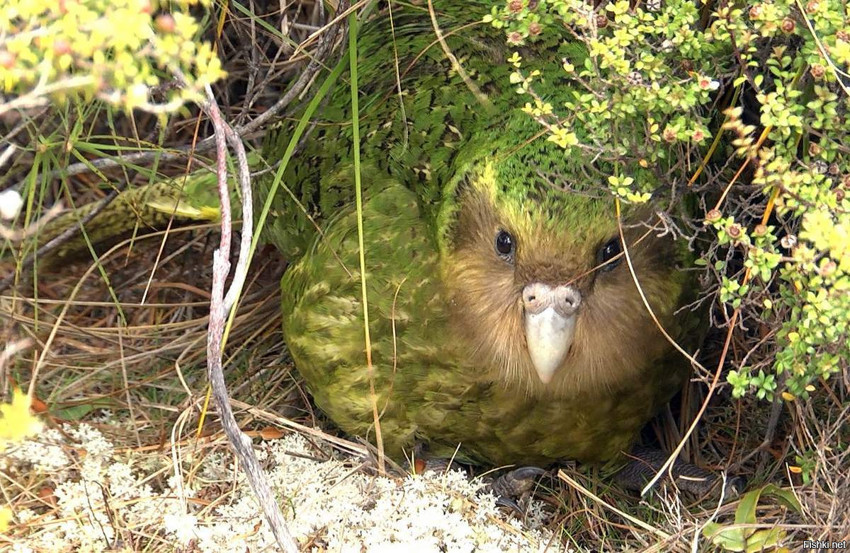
top-left (557, 288), bottom-right (582, 316)
top-left (522, 284), bottom-right (549, 314)
top-left (522, 283), bottom-right (581, 317)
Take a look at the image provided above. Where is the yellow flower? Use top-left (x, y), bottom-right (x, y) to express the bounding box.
top-left (0, 507), bottom-right (11, 533)
top-left (0, 388), bottom-right (44, 451)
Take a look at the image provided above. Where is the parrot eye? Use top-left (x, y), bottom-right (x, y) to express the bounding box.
top-left (495, 230), bottom-right (516, 260)
top-left (597, 238), bottom-right (622, 272)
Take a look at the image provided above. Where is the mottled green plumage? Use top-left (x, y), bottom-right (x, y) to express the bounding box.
top-left (269, 2), bottom-right (700, 465)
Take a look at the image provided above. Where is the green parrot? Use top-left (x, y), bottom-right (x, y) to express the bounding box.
top-left (262, 2), bottom-right (699, 467)
top-left (18, 1), bottom-right (703, 472)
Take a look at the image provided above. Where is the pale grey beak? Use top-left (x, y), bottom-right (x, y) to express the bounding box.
top-left (522, 283), bottom-right (581, 384)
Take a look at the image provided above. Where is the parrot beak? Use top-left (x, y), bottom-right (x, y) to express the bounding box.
top-left (522, 283), bottom-right (582, 384)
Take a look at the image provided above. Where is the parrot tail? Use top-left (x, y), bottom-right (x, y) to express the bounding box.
top-left (17, 169), bottom-right (228, 265)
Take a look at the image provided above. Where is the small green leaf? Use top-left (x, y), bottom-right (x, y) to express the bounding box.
top-left (703, 522), bottom-right (747, 552)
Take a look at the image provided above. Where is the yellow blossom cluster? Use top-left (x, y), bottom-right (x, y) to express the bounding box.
top-left (0, 0), bottom-right (225, 114)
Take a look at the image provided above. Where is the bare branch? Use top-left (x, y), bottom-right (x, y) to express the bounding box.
top-left (202, 81), bottom-right (298, 552)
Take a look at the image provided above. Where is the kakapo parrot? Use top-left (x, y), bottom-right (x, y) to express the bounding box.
top-left (257, 1), bottom-right (702, 469)
top-left (21, 1), bottom-right (704, 473)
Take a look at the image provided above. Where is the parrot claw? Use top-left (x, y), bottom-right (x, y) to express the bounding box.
top-left (614, 446), bottom-right (745, 499)
top-left (489, 466), bottom-right (548, 508)
top-left (494, 495), bottom-right (523, 512)
top-left (723, 475), bottom-right (748, 498)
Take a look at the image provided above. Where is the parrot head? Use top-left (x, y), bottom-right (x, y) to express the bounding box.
top-left (439, 154), bottom-right (688, 398)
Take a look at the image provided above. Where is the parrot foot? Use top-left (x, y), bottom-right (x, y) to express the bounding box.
top-left (614, 446), bottom-right (746, 499)
top-left (489, 466), bottom-right (548, 512)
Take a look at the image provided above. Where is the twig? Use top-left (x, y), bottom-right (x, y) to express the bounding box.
top-left (727, 393), bottom-right (784, 472)
top-left (201, 82), bottom-right (297, 552)
top-left (612, 199), bottom-right (718, 497)
top-left (426, 0), bottom-right (491, 109)
top-left (0, 75), bottom-right (98, 117)
top-left (221, 109), bottom-right (254, 312)
top-left (0, 338), bottom-right (34, 396)
top-left (0, 202), bottom-right (64, 241)
top-left (0, 144), bottom-right (15, 168)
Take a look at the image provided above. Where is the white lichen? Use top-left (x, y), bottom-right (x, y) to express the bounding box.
top-left (8, 425), bottom-right (574, 552)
